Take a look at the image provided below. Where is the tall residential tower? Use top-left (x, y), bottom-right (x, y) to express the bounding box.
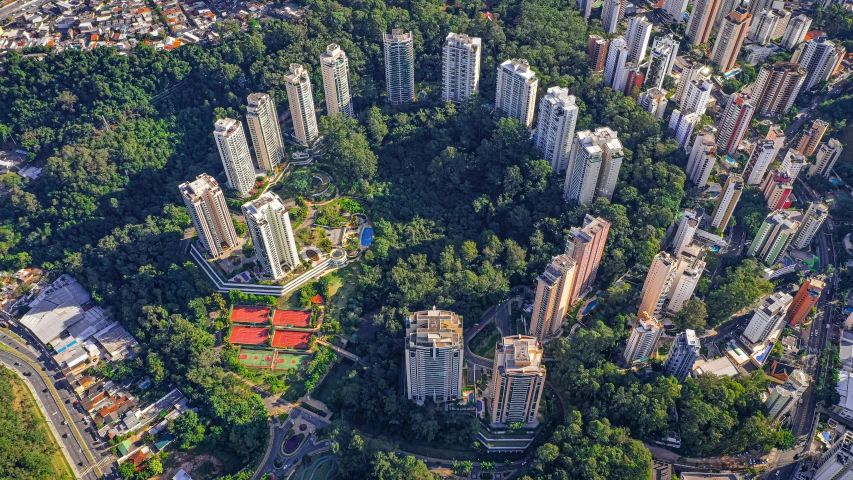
top-left (180, 174), bottom-right (239, 257)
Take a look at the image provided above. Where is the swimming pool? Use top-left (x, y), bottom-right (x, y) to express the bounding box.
top-left (725, 155), bottom-right (736, 164)
top-left (361, 227), bottom-right (374, 247)
top-left (831, 178), bottom-right (841, 185)
top-left (583, 299), bottom-right (598, 315)
top-left (710, 245), bottom-right (721, 252)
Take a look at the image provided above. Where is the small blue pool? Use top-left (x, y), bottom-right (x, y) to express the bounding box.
top-left (831, 178), bottom-right (841, 185)
top-left (724, 68), bottom-right (741, 79)
top-left (710, 245), bottom-right (721, 252)
top-left (583, 299), bottom-right (598, 315)
top-left (725, 155), bottom-right (736, 164)
top-left (823, 431), bottom-right (832, 446)
top-left (360, 227), bottom-right (374, 247)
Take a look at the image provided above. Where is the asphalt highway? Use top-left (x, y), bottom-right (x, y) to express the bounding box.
top-left (0, 326), bottom-right (117, 479)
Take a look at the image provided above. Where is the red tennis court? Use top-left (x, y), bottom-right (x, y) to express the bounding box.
top-left (272, 310), bottom-right (311, 328)
top-left (231, 305), bottom-right (271, 324)
top-left (229, 326), bottom-right (269, 345)
top-left (271, 330), bottom-right (312, 349)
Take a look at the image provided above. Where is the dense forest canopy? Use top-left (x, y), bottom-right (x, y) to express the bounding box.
top-left (0, 0), bottom-right (793, 475)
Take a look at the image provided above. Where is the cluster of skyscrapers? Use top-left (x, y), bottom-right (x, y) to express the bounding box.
top-left (403, 309), bottom-right (546, 436)
top-left (528, 215), bottom-right (611, 343)
top-left (180, 173), bottom-right (302, 279)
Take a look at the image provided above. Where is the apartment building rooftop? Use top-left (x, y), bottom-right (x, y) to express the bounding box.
top-left (496, 335), bottom-right (544, 374)
top-left (405, 309), bottom-right (463, 349)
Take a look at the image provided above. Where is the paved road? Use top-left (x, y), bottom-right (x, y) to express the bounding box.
top-left (0, 0), bottom-right (55, 18)
top-left (253, 407), bottom-right (331, 480)
top-left (463, 301), bottom-right (513, 369)
top-left (770, 183), bottom-right (838, 479)
top-left (0, 325), bottom-right (116, 479)
top-left (0, 349), bottom-right (104, 480)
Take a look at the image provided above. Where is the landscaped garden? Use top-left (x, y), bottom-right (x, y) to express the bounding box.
top-left (469, 323), bottom-right (503, 359)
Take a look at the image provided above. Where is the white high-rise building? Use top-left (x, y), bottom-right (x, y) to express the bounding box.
top-left (383, 29), bottom-right (415, 104)
top-left (670, 210), bottom-right (699, 257)
top-left (242, 192), bottom-right (301, 279)
top-left (638, 88), bottom-right (669, 119)
top-left (711, 174), bottom-right (744, 231)
top-left (662, 0), bottom-right (689, 23)
top-left (682, 78), bottom-right (713, 115)
top-left (404, 309), bottom-right (464, 405)
top-left (180, 174), bottom-right (239, 257)
top-left (668, 109), bottom-right (700, 149)
top-left (604, 38), bottom-right (629, 91)
top-left (536, 87), bottom-right (579, 173)
top-left (638, 252), bottom-right (679, 317)
top-left (602, 0), bottom-right (623, 34)
top-left (645, 35), bottom-right (679, 89)
top-left (749, 9), bottom-right (779, 45)
top-left (744, 140), bottom-right (777, 185)
top-left (674, 63), bottom-right (707, 103)
top-left (792, 202), bottom-right (829, 249)
top-left (742, 292), bottom-right (793, 344)
top-left (813, 432), bottom-right (853, 480)
top-left (529, 255), bottom-right (577, 342)
top-left (320, 44), bottom-right (354, 117)
top-left (780, 149), bottom-right (807, 180)
top-left (625, 16), bottom-right (653, 62)
top-left (284, 63), bottom-right (319, 146)
top-left (781, 14), bottom-right (812, 51)
top-left (564, 127), bottom-right (624, 205)
top-left (495, 59), bottom-right (539, 128)
top-left (624, 312), bottom-right (663, 364)
top-left (810, 139), bottom-right (843, 178)
top-left (766, 369), bottom-right (808, 420)
top-left (686, 0), bottom-right (723, 45)
top-left (246, 93), bottom-right (285, 171)
top-left (686, 132), bottom-right (717, 188)
top-left (578, 0), bottom-right (594, 21)
top-left (772, 9), bottom-right (791, 40)
top-left (797, 36), bottom-right (838, 91)
top-left (213, 118), bottom-right (255, 196)
top-left (666, 247), bottom-right (706, 314)
top-left (488, 335), bottom-right (546, 427)
top-left (664, 330), bottom-right (700, 383)
top-left (442, 33), bottom-right (481, 103)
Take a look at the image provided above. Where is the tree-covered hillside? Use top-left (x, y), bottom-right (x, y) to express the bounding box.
top-left (0, 0), bottom-right (787, 475)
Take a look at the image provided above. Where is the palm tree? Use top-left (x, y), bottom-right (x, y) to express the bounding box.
top-left (462, 460), bottom-right (473, 473)
top-left (481, 461), bottom-right (496, 472)
top-left (504, 459), bottom-right (513, 469)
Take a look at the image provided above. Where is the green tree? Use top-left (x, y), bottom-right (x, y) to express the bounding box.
top-left (319, 115), bottom-right (378, 185)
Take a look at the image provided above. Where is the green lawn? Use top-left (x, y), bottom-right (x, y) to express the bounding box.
top-left (469, 324), bottom-right (502, 359)
top-left (292, 454), bottom-right (338, 480)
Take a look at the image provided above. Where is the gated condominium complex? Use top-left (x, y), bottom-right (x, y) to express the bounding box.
top-left (488, 335), bottom-right (546, 427)
top-left (284, 63), bottom-right (320, 146)
top-left (180, 174), bottom-right (239, 257)
top-left (442, 33), bottom-right (482, 103)
top-left (320, 44), bottom-right (355, 117)
top-left (495, 58), bottom-right (538, 127)
top-left (404, 309), bottom-right (464, 405)
top-left (213, 118), bottom-right (255, 196)
top-left (246, 93), bottom-right (285, 171)
top-left (383, 29), bottom-right (415, 104)
top-left (242, 192), bottom-right (301, 280)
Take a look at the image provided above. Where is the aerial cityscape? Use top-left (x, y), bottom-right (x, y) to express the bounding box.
top-left (0, 0), bottom-right (852, 478)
